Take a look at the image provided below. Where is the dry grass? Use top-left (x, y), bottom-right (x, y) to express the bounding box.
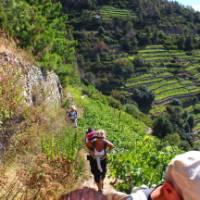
top-left (0, 105), bottom-right (80, 199)
top-left (0, 32), bottom-right (83, 199)
top-left (0, 30), bottom-right (35, 64)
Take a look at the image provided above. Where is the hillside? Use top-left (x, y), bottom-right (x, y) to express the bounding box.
top-left (60, 0), bottom-right (200, 148)
top-left (60, 0), bottom-right (200, 94)
top-left (125, 45), bottom-right (200, 131)
top-left (0, 34), bottom-right (181, 198)
top-left (0, 35), bottom-right (83, 199)
top-left (0, 0), bottom-right (199, 199)
top-left (0, 35), bottom-right (181, 197)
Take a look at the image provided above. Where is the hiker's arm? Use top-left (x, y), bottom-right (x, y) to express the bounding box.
top-left (105, 140), bottom-right (114, 150)
top-left (85, 141), bottom-right (93, 150)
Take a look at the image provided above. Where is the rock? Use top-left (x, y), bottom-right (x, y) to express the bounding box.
top-left (0, 52), bottom-right (62, 106)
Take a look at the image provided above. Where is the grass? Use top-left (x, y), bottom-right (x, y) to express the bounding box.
top-left (41, 127), bottom-right (82, 161)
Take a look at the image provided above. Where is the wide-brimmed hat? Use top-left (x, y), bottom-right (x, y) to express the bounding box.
top-left (165, 151), bottom-right (200, 200)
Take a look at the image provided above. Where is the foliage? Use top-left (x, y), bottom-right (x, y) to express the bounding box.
top-left (60, 0), bottom-right (200, 95)
top-left (129, 86), bottom-right (155, 113)
top-left (170, 99), bottom-right (183, 107)
top-left (41, 127), bottom-right (82, 161)
top-left (109, 136), bottom-right (182, 192)
top-left (0, 66), bottom-right (24, 126)
top-left (153, 105), bottom-right (195, 148)
top-left (107, 96), bottom-right (122, 109)
top-left (0, 0), bottom-right (76, 85)
top-left (68, 86), bottom-right (182, 192)
top-left (153, 115), bottom-right (173, 138)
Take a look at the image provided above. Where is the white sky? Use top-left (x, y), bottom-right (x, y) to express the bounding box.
top-left (172, 0), bottom-right (200, 11)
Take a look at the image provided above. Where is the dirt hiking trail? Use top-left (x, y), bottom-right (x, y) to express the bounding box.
top-left (79, 150), bottom-right (116, 194)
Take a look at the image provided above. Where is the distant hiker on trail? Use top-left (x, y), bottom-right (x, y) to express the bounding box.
top-left (59, 151), bottom-right (200, 200)
top-left (67, 105), bottom-right (78, 128)
top-left (86, 130), bottom-right (114, 192)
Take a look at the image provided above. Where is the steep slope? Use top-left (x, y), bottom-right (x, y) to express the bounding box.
top-left (0, 0), bottom-right (197, 198)
top-left (125, 44), bottom-right (200, 133)
top-left (60, 0), bottom-right (200, 95)
top-left (64, 85), bottom-right (181, 192)
top-left (0, 36), bottom-right (81, 200)
top-left (0, 35), bottom-right (62, 153)
top-left (60, 0), bottom-right (200, 147)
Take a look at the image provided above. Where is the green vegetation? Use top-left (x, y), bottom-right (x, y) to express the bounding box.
top-left (0, 0), bottom-right (76, 84)
top-left (0, 66), bottom-right (24, 127)
top-left (41, 127), bottom-right (82, 161)
top-left (1, 0), bottom-right (200, 196)
top-left (125, 45), bottom-right (200, 134)
top-left (100, 6), bottom-right (136, 21)
top-left (67, 85), bottom-right (182, 192)
top-left (60, 0), bottom-right (200, 95)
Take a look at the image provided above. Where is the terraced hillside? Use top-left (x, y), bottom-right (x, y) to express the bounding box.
top-left (125, 45), bottom-right (200, 130)
top-left (99, 6), bottom-right (136, 21)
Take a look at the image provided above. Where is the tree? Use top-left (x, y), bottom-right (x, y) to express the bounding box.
top-left (130, 86), bottom-right (155, 113)
top-left (184, 36), bottom-right (195, 50)
top-left (153, 115), bottom-right (173, 138)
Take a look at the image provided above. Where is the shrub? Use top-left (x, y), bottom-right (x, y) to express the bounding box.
top-left (170, 99), bottom-right (183, 107)
top-left (164, 133), bottom-right (181, 146)
top-left (130, 86), bottom-right (155, 113)
top-left (193, 141), bottom-right (200, 151)
top-left (111, 90), bottom-right (128, 103)
top-left (41, 127), bottom-right (82, 161)
top-left (124, 103), bottom-right (139, 116)
top-left (153, 115), bottom-right (173, 138)
top-left (0, 0), bottom-right (76, 85)
top-left (133, 57), bottom-right (145, 68)
top-left (107, 96), bottom-right (122, 109)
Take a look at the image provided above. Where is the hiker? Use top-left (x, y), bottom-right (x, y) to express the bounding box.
top-left (67, 105), bottom-right (78, 128)
top-left (87, 130), bottom-right (114, 192)
top-left (59, 151), bottom-right (200, 200)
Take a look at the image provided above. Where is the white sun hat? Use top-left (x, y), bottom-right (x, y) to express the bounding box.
top-left (165, 151), bottom-right (200, 200)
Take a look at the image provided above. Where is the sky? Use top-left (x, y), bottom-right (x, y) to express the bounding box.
top-left (173, 0), bottom-right (200, 11)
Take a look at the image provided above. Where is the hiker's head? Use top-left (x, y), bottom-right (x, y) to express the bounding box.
top-left (151, 151), bottom-right (200, 200)
top-left (71, 105), bottom-right (76, 111)
top-left (87, 127), bottom-right (93, 133)
top-left (150, 182), bottom-right (182, 200)
top-left (95, 130), bottom-right (106, 139)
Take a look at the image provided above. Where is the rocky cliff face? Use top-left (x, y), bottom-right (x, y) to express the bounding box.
top-left (0, 51), bottom-right (62, 106)
top-left (0, 37), bottom-right (63, 155)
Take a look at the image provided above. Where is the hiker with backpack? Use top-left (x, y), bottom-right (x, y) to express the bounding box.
top-left (86, 130), bottom-right (114, 192)
top-left (60, 150), bottom-right (200, 200)
top-left (67, 105), bottom-right (78, 128)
